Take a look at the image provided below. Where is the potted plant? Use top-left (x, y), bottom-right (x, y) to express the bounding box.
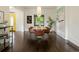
top-left (47, 16), bottom-right (55, 30)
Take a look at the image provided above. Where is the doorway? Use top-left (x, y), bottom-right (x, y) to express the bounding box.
top-left (9, 13), bottom-right (16, 32)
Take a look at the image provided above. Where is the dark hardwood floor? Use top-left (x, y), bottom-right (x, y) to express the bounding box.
top-left (3, 31), bottom-right (79, 52)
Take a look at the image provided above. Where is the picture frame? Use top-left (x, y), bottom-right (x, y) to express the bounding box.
top-left (0, 11), bottom-right (4, 23)
top-left (34, 15), bottom-right (44, 26)
top-left (27, 16), bottom-right (32, 24)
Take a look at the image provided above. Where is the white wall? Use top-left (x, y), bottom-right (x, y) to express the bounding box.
top-left (24, 7), bottom-right (56, 31)
top-left (65, 7), bottom-right (79, 46)
top-left (14, 8), bottom-right (24, 31)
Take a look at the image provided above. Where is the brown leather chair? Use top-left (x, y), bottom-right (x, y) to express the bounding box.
top-left (44, 27), bottom-right (50, 33)
top-left (29, 27), bottom-right (33, 33)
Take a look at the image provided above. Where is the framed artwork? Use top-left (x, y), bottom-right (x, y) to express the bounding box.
top-left (0, 11), bottom-right (4, 23)
top-left (27, 16), bottom-right (32, 24)
top-left (34, 15), bottom-right (44, 26)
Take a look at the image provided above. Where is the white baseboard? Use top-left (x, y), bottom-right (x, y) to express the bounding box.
top-left (56, 30), bottom-right (65, 39)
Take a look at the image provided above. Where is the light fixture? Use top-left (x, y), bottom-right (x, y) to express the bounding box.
top-left (37, 6), bottom-right (42, 17)
top-left (9, 6), bottom-right (15, 13)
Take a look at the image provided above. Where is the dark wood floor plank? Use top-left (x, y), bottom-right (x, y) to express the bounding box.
top-left (3, 31), bottom-right (79, 52)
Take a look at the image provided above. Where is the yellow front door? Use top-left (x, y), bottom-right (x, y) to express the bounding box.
top-left (9, 13), bottom-right (16, 32)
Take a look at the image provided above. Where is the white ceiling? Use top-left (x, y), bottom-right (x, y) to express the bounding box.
top-left (15, 6), bottom-right (57, 9)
